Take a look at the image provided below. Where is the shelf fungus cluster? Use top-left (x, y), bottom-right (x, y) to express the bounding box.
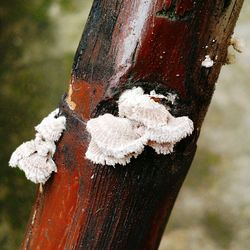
top-left (9, 109), bottom-right (66, 184)
top-left (86, 87), bottom-right (194, 166)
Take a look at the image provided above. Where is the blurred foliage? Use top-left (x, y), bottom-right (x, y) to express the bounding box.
top-left (202, 211), bottom-right (234, 249)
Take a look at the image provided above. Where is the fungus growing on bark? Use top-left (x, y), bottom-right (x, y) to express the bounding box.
top-left (35, 109), bottom-right (66, 142)
top-left (118, 87), bottom-right (172, 128)
top-left (148, 141), bottom-right (174, 155)
top-left (85, 87), bottom-right (194, 166)
top-left (230, 36), bottom-right (245, 53)
top-left (9, 140), bottom-right (37, 168)
top-left (86, 140), bottom-right (140, 166)
top-left (9, 109), bottom-right (66, 184)
top-left (144, 115), bottom-right (194, 144)
top-left (201, 55), bottom-right (214, 68)
top-left (85, 113), bottom-right (147, 166)
top-left (226, 36), bottom-right (244, 65)
top-left (226, 53), bottom-right (236, 64)
top-left (18, 154), bottom-right (57, 184)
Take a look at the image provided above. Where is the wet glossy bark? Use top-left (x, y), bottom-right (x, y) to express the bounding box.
top-left (22, 0), bottom-right (244, 249)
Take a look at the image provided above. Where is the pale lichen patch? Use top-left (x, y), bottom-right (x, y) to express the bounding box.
top-left (31, 209), bottom-right (37, 225)
top-left (201, 55), bottom-right (214, 68)
top-left (66, 84), bottom-right (77, 110)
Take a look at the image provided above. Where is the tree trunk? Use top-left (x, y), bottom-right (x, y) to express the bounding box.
top-left (22, 0), bottom-right (244, 249)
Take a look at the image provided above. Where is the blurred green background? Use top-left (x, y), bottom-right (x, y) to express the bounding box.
top-left (0, 1), bottom-right (249, 249)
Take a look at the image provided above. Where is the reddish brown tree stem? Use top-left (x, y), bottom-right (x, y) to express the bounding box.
top-left (22, 0), bottom-right (244, 249)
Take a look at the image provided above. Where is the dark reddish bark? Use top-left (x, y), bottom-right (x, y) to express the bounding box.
top-left (22, 0), bottom-right (244, 249)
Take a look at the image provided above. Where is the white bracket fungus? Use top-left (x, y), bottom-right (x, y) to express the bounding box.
top-left (86, 114), bottom-right (147, 166)
top-left (226, 36), bottom-right (245, 65)
top-left (85, 87), bottom-right (194, 166)
top-left (230, 36), bottom-right (245, 53)
top-left (201, 55), bottom-right (214, 68)
top-left (226, 53), bottom-right (236, 65)
top-left (9, 109), bottom-right (66, 184)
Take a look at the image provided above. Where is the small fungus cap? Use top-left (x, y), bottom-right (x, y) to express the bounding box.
top-left (19, 155), bottom-right (57, 184)
top-left (35, 109), bottom-right (66, 142)
top-left (86, 113), bottom-right (147, 159)
top-left (118, 87), bottom-right (171, 128)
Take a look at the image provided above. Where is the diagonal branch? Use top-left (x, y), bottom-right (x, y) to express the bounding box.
top-left (21, 0), bottom-right (244, 249)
